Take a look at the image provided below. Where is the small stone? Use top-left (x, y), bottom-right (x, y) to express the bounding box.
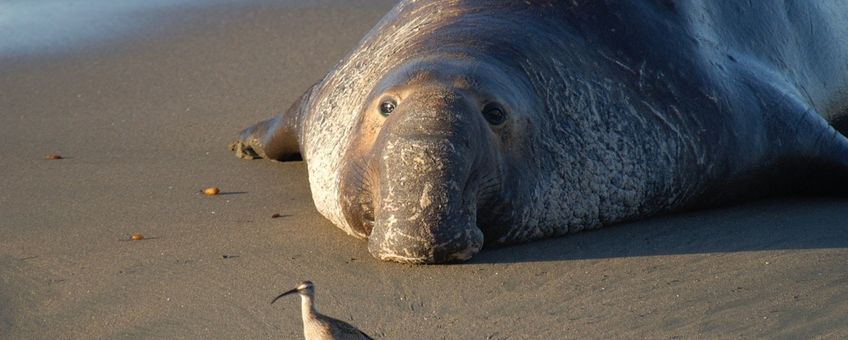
top-left (203, 187), bottom-right (220, 196)
top-left (46, 154), bottom-right (63, 160)
top-left (131, 233), bottom-right (144, 241)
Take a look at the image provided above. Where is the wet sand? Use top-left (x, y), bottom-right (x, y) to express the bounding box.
top-left (1, 1), bottom-right (847, 338)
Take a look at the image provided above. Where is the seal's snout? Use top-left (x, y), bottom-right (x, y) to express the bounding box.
top-left (368, 131), bottom-right (486, 264)
top-left (367, 219), bottom-right (484, 264)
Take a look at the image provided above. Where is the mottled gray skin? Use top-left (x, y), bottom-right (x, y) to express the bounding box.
top-left (231, 1), bottom-right (848, 264)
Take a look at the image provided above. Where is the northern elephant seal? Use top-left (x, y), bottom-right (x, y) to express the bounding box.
top-left (231, 1), bottom-right (848, 264)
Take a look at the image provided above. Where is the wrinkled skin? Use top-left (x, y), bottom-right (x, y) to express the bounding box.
top-left (231, 1), bottom-right (848, 264)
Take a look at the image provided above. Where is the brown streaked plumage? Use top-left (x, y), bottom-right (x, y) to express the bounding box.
top-left (272, 281), bottom-right (373, 340)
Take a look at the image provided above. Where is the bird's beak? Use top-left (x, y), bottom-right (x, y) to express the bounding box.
top-left (271, 288), bottom-right (300, 304)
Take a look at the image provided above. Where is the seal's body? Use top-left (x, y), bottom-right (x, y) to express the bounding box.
top-left (232, 1), bottom-right (848, 263)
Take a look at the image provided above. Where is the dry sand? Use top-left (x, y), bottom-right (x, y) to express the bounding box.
top-left (2, 1), bottom-right (847, 338)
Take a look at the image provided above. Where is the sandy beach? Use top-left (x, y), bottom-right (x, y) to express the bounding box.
top-left (2, 1), bottom-right (847, 338)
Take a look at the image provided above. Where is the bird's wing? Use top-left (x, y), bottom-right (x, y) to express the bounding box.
top-left (320, 315), bottom-right (373, 340)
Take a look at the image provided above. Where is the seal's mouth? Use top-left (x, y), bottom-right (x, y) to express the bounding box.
top-left (339, 156), bottom-right (379, 238)
top-left (361, 211), bottom-right (375, 234)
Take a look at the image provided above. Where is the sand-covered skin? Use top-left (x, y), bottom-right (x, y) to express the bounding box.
top-left (1, 1), bottom-right (847, 338)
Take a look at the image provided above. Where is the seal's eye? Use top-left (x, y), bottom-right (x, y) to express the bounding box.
top-left (482, 103), bottom-right (507, 126)
top-left (379, 100), bottom-right (396, 116)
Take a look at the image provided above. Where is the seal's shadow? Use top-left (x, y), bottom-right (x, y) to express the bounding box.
top-left (472, 198), bottom-right (848, 264)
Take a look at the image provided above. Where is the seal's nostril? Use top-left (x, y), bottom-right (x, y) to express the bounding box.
top-left (367, 222), bottom-right (484, 264)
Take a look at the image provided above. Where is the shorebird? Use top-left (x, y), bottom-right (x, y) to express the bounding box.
top-left (272, 281), bottom-right (373, 340)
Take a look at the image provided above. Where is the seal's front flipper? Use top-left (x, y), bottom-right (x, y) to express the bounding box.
top-left (229, 117), bottom-right (293, 160)
top-left (229, 84), bottom-right (316, 162)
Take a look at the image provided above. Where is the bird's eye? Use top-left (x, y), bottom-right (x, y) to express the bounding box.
top-left (379, 100), bottom-right (396, 116)
top-left (482, 103), bottom-right (507, 126)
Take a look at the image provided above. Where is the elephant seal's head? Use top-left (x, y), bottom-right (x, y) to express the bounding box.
top-left (338, 56), bottom-right (540, 263)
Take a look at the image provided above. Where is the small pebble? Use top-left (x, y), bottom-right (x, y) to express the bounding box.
top-left (203, 187), bottom-right (220, 196)
top-left (272, 213), bottom-right (282, 218)
top-left (131, 233), bottom-right (144, 241)
top-left (46, 154), bottom-right (63, 160)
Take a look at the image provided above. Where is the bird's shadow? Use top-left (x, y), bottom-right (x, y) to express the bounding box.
top-left (470, 197), bottom-right (848, 264)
